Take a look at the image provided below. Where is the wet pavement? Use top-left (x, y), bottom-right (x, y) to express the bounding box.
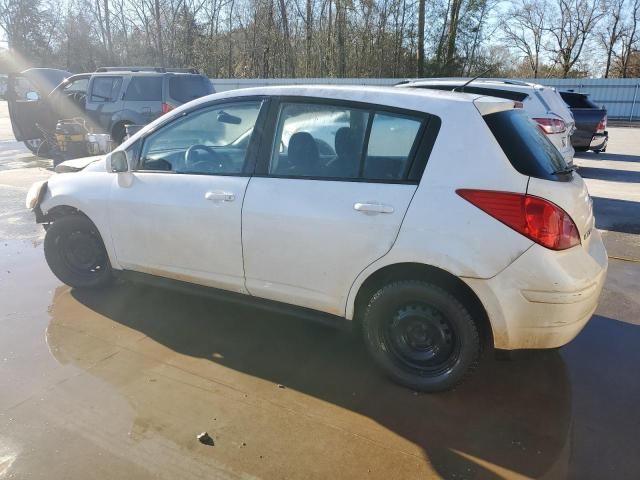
top-left (1, 109), bottom-right (639, 479)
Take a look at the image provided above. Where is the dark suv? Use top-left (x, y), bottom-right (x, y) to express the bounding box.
top-left (7, 67), bottom-right (214, 157)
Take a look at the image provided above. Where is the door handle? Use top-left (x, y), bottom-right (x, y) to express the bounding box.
top-left (354, 202), bottom-right (394, 214)
top-left (205, 191), bottom-right (235, 202)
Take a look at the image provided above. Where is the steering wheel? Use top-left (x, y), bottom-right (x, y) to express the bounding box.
top-left (184, 144), bottom-right (224, 172)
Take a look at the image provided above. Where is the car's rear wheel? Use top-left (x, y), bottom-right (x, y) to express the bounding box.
top-left (44, 215), bottom-right (113, 288)
top-left (362, 281), bottom-right (480, 392)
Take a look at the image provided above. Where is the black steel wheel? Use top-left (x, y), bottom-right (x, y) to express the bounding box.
top-left (44, 215), bottom-right (113, 289)
top-left (362, 280), bottom-right (480, 392)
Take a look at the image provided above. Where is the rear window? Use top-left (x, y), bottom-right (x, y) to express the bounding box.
top-left (124, 77), bottom-right (163, 101)
top-left (484, 109), bottom-right (568, 181)
top-left (169, 76), bottom-right (213, 103)
top-left (561, 92), bottom-right (598, 109)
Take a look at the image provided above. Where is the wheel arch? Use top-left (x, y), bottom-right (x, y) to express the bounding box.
top-left (40, 201), bottom-right (121, 270)
top-left (349, 262), bottom-right (493, 348)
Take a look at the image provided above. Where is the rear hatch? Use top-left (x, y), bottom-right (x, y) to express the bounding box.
top-left (483, 108), bottom-right (594, 242)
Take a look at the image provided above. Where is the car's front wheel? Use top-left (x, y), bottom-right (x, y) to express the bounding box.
top-left (24, 138), bottom-right (50, 156)
top-left (44, 215), bottom-right (113, 288)
top-left (362, 281), bottom-right (480, 392)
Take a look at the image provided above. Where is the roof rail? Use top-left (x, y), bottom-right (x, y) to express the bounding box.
top-left (95, 66), bottom-right (199, 74)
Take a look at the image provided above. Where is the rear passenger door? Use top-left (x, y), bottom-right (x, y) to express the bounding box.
top-left (242, 98), bottom-right (433, 316)
top-left (123, 76), bottom-right (164, 124)
top-left (85, 75), bottom-right (124, 132)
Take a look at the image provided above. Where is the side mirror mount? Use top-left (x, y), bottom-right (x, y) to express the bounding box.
top-left (107, 150), bottom-right (129, 173)
top-left (26, 91), bottom-right (39, 101)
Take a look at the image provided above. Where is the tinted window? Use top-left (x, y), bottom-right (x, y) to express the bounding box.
top-left (364, 112), bottom-right (422, 180)
top-left (269, 103), bottom-right (368, 178)
top-left (484, 109), bottom-right (568, 180)
top-left (268, 102), bottom-right (425, 181)
top-left (169, 76), bottom-right (212, 103)
top-left (124, 77), bottom-right (163, 101)
top-left (90, 77), bottom-right (122, 102)
top-left (560, 92), bottom-right (598, 109)
top-left (63, 78), bottom-right (88, 94)
top-left (139, 101), bottom-right (262, 174)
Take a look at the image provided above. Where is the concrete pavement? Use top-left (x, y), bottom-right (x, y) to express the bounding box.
top-left (0, 105), bottom-right (639, 479)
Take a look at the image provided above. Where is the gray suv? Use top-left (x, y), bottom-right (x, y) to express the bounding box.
top-left (8, 67), bottom-right (214, 157)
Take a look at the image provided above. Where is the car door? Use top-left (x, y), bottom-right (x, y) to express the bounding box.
top-left (242, 98), bottom-right (431, 315)
top-left (108, 98), bottom-right (267, 293)
top-left (122, 75), bottom-right (164, 124)
top-left (85, 75), bottom-right (124, 132)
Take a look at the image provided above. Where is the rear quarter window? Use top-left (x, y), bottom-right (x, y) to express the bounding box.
top-left (484, 109), bottom-right (569, 181)
top-left (169, 76), bottom-right (213, 103)
top-left (124, 77), bottom-right (163, 101)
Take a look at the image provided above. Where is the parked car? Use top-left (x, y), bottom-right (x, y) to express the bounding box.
top-left (25, 86), bottom-right (607, 392)
top-left (397, 79), bottom-right (577, 165)
top-left (7, 67), bottom-right (214, 158)
top-left (560, 91), bottom-right (608, 153)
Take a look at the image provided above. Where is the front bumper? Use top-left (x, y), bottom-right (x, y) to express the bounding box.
top-left (589, 131), bottom-right (608, 152)
top-left (463, 229), bottom-right (608, 350)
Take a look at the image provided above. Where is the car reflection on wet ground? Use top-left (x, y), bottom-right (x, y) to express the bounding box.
top-left (1, 117), bottom-right (639, 479)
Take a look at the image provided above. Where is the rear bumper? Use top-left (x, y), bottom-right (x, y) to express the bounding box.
top-left (589, 131), bottom-right (608, 151)
top-left (463, 229), bottom-right (608, 350)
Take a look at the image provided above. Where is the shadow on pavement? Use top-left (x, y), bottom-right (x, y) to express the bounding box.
top-left (592, 197), bottom-right (640, 234)
top-left (578, 166), bottom-right (640, 183)
top-left (576, 152), bottom-right (640, 163)
top-left (48, 283), bottom-right (575, 479)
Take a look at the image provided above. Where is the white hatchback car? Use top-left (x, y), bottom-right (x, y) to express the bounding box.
top-left (397, 79), bottom-right (576, 165)
top-left (26, 86), bottom-right (607, 392)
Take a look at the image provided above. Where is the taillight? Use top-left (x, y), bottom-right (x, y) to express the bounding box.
top-left (596, 115), bottom-right (607, 133)
top-left (533, 117), bottom-right (566, 134)
top-left (161, 102), bottom-right (175, 114)
top-left (457, 189), bottom-right (580, 250)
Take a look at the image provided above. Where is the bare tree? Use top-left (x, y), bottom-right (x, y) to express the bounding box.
top-left (546, 0), bottom-right (604, 78)
top-left (616, 0), bottom-right (640, 77)
top-left (598, 0), bottom-right (625, 77)
top-left (501, 0), bottom-right (547, 77)
top-left (416, 0), bottom-right (425, 76)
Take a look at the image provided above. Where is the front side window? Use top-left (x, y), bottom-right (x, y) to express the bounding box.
top-left (124, 77), bottom-right (163, 101)
top-left (63, 78), bottom-right (89, 94)
top-left (139, 100), bottom-right (262, 175)
top-left (90, 77), bottom-right (122, 102)
top-left (268, 102), bottom-right (425, 181)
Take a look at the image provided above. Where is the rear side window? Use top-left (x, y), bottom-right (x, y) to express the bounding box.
top-left (484, 109), bottom-right (568, 181)
top-left (267, 102), bottom-right (426, 181)
top-left (365, 113), bottom-right (422, 180)
top-left (124, 77), bottom-right (163, 101)
top-left (169, 76), bottom-right (212, 103)
top-left (90, 77), bottom-right (122, 102)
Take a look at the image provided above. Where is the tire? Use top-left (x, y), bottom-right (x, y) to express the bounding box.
top-left (574, 146), bottom-right (588, 153)
top-left (362, 281), bottom-right (481, 392)
top-left (44, 215), bottom-right (113, 289)
top-left (24, 138), bottom-right (50, 156)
